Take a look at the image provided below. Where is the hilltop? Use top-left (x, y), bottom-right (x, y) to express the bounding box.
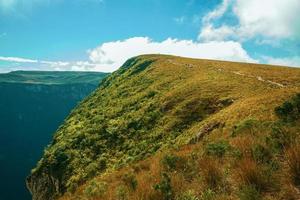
top-left (27, 55), bottom-right (300, 200)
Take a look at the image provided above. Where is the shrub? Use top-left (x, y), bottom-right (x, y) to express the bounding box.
top-left (176, 190), bottom-right (199, 200)
top-left (85, 162), bottom-right (99, 179)
top-left (161, 154), bottom-right (181, 171)
top-left (205, 141), bottom-right (230, 157)
top-left (266, 123), bottom-right (293, 152)
top-left (286, 145), bottom-right (300, 186)
top-left (238, 185), bottom-right (261, 200)
top-left (154, 172), bottom-right (173, 200)
top-left (275, 93), bottom-right (300, 122)
top-left (122, 172), bottom-right (138, 191)
top-left (200, 189), bottom-right (215, 200)
top-left (84, 180), bottom-right (107, 198)
top-left (231, 118), bottom-right (259, 137)
top-left (251, 144), bottom-right (272, 164)
top-left (115, 185), bottom-right (128, 200)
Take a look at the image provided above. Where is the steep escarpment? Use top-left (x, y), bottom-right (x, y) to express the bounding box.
top-left (27, 55), bottom-right (300, 200)
top-left (0, 71), bottom-right (108, 200)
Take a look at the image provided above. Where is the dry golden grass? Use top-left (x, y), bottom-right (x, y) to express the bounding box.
top-left (286, 145), bottom-right (300, 187)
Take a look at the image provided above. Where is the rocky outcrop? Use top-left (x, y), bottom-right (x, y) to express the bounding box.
top-left (26, 169), bottom-right (61, 200)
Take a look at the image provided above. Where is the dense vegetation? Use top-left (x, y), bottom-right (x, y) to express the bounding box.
top-left (27, 55), bottom-right (300, 200)
top-left (0, 71), bottom-right (108, 200)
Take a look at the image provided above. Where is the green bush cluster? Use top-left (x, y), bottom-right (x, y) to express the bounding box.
top-left (231, 118), bottom-right (260, 137)
top-left (275, 93), bottom-right (300, 122)
top-left (238, 185), bottom-right (261, 200)
top-left (251, 144), bottom-right (272, 164)
top-left (200, 189), bottom-right (215, 200)
top-left (121, 172), bottom-right (138, 191)
top-left (205, 141), bottom-right (231, 157)
top-left (84, 180), bottom-right (107, 198)
top-left (115, 185), bottom-right (128, 200)
top-left (266, 123), bottom-right (293, 152)
top-left (176, 190), bottom-right (199, 200)
top-left (161, 154), bottom-right (181, 171)
top-left (154, 172), bottom-right (173, 200)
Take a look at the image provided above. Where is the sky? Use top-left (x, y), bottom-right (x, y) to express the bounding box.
top-left (0, 0), bottom-right (300, 72)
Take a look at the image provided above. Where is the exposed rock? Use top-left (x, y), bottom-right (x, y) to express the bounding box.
top-left (189, 121), bottom-right (223, 144)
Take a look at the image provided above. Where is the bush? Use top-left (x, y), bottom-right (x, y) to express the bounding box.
top-left (122, 172), bottom-right (138, 191)
top-left (275, 93), bottom-right (300, 122)
top-left (84, 180), bottom-right (107, 198)
top-left (161, 154), bottom-right (181, 171)
top-left (231, 118), bottom-right (259, 137)
top-left (85, 162), bottom-right (99, 179)
top-left (238, 185), bottom-right (261, 200)
top-left (266, 123), bottom-right (293, 152)
top-left (115, 185), bottom-right (128, 200)
top-left (205, 141), bottom-right (230, 157)
top-left (176, 190), bottom-right (199, 200)
top-left (286, 145), bottom-right (300, 186)
top-left (154, 172), bottom-right (173, 200)
top-left (200, 189), bottom-right (215, 200)
top-left (251, 144), bottom-right (272, 164)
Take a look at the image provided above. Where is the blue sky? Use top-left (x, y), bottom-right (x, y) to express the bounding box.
top-left (0, 0), bottom-right (300, 72)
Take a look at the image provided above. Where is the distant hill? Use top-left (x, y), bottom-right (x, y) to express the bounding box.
top-left (27, 55), bottom-right (300, 200)
top-left (0, 70), bottom-right (105, 85)
top-left (0, 71), bottom-right (108, 200)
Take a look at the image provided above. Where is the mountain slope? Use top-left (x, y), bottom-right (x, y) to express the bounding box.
top-left (0, 71), bottom-right (108, 200)
top-left (27, 55), bottom-right (300, 200)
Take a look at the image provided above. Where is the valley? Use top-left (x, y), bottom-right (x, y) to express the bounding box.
top-left (0, 71), bottom-right (108, 200)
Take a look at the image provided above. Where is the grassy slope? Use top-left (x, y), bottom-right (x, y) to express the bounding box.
top-left (28, 55), bottom-right (300, 200)
top-left (0, 71), bottom-right (108, 85)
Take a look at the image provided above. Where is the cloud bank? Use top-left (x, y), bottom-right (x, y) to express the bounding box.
top-left (0, 37), bottom-right (257, 72)
top-left (199, 0), bottom-right (300, 42)
top-left (88, 37), bottom-right (257, 72)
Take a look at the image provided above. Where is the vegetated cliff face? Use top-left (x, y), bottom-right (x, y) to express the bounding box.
top-left (0, 71), bottom-right (108, 200)
top-left (27, 55), bottom-right (300, 200)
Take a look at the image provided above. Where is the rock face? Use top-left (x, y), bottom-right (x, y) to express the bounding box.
top-left (26, 169), bottom-right (61, 200)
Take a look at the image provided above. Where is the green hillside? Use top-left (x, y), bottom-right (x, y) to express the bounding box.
top-left (0, 70), bottom-right (106, 85)
top-left (27, 55), bottom-right (300, 200)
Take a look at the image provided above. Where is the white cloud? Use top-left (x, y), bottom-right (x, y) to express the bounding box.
top-left (262, 56), bottom-right (300, 68)
top-left (199, 24), bottom-right (236, 42)
top-left (202, 0), bottom-right (231, 24)
top-left (234, 0), bottom-right (300, 39)
top-left (40, 60), bottom-right (69, 66)
top-left (0, 56), bottom-right (38, 63)
top-left (88, 37), bottom-right (257, 72)
top-left (199, 0), bottom-right (300, 41)
top-left (0, 37), bottom-right (257, 72)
